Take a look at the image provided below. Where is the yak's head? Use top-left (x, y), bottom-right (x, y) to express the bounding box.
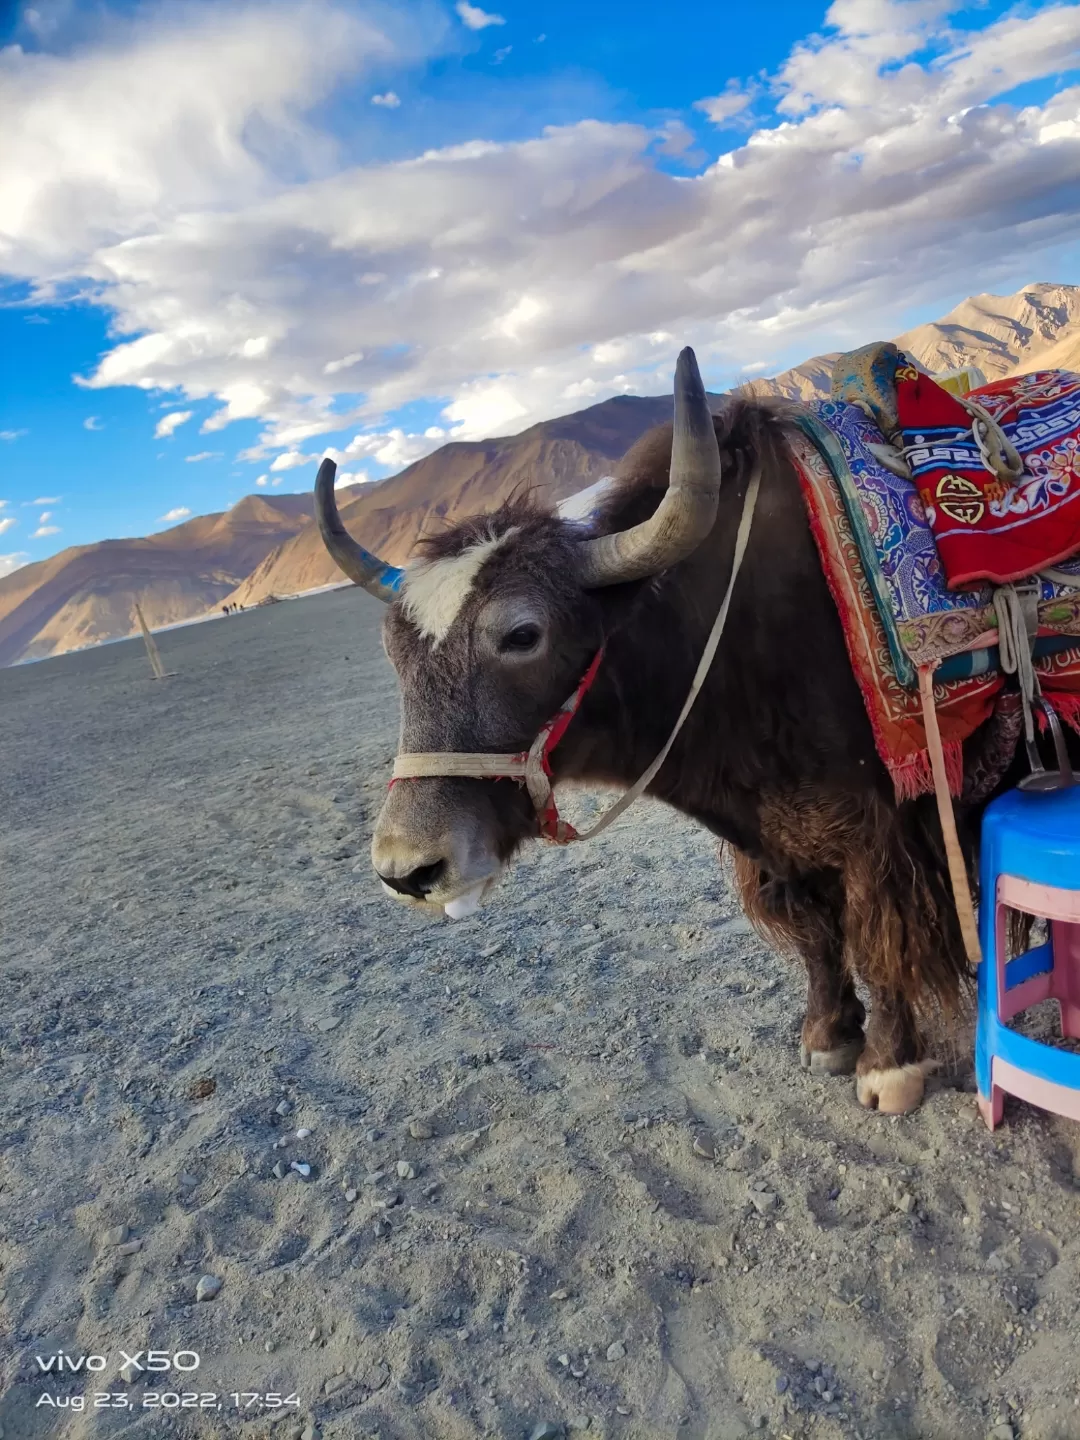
top-left (314, 349), bottom-right (723, 917)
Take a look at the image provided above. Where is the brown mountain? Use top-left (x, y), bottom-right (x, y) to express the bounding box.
top-left (225, 394), bottom-right (679, 608)
top-left (7, 282), bottom-right (1080, 666)
top-left (0, 493), bottom-right (312, 667)
top-left (745, 282), bottom-right (1080, 403)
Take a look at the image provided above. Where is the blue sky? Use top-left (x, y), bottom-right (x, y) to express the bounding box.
top-left (1, 0), bottom-right (1079, 573)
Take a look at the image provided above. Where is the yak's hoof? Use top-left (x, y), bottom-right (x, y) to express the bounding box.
top-left (855, 1061), bottom-right (936, 1114)
top-left (799, 1039), bottom-right (865, 1076)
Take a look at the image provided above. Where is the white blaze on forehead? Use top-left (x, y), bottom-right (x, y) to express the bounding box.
top-left (400, 527), bottom-right (520, 643)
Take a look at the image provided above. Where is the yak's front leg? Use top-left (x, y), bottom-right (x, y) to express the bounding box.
top-left (734, 859), bottom-right (865, 1074)
top-left (855, 988), bottom-right (934, 1114)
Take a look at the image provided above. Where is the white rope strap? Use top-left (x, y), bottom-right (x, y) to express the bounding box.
top-left (571, 464), bottom-right (761, 843)
top-left (958, 395), bottom-right (1023, 483)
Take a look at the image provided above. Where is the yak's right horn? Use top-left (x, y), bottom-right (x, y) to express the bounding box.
top-left (576, 347), bottom-right (722, 587)
top-left (313, 458), bottom-right (403, 603)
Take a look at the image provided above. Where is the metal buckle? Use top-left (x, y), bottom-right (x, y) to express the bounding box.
top-left (1019, 698), bottom-right (1076, 792)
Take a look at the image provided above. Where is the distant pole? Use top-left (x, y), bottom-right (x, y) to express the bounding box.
top-left (134, 602), bottom-right (175, 680)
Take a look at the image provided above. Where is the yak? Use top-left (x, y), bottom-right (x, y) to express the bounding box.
top-left (313, 348), bottom-right (1006, 1116)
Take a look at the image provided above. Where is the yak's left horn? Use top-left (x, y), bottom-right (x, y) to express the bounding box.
top-left (314, 457), bottom-right (403, 603)
top-left (576, 346), bottom-right (721, 587)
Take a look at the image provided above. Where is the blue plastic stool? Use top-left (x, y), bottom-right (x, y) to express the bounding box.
top-left (976, 786), bottom-right (1080, 1129)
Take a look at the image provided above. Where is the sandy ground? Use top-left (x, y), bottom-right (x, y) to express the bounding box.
top-left (2, 589), bottom-right (1080, 1440)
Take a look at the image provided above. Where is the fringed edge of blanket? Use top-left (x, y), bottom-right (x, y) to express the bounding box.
top-left (1047, 692), bottom-right (1080, 734)
top-left (889, 741), bottom-right (964, 804)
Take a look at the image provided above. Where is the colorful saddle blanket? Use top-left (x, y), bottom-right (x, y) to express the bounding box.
top-left (786, 368), bottom-right (1080, 802)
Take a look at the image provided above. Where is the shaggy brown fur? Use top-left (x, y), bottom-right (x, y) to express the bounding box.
top-left (373, 394), bottom-right (1030, 1101)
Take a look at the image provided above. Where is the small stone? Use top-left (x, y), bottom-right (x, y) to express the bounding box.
top-left (272, 1161), bottom-right (287, 1180)
top-left (265, 1340), bottom-right (276, 1353)
top-left (102, 1225), bottom-right (129, 1248)
top-left (344, 1188), bottom-right (358, 1203)
top-left (692, 1136), bottom-right (715, 1160)
top-left (896, 1192), bottom-right (916, 1214)
top-left (301, 1425), bottom-right (319, 1440)
top-left (324, 1373), bottom-right (350, 1396)
top-left (195, 1274), bottom-right (222, 1302)
top-left (606, 1341), bottom-right (627, 1362)
top-left (291, 1161), bottom-right (312, 1179)
top-left (317, 1015), bottom-right (341, 1032)
top-left (987, 1426), bottom-right (1015, 1440)
top-left (116, 1239), bottom-right (142, 1256)
top-left (568, 1418), bottom-right (591, 1433)
top-left (776, 1375), bottom-right (789, 1394)
top-left (276, 1099), bottom-right (292, 1116)
top-left (749, 1189), bottom-right (779, 1214)
top-left (362, 1361), bottom-right (390, 1392)
top-left (409, 1118), bottom-right (434, 1140)
top-left (120, 1358), bottom-right (141, 1384)
top-left (309, 1327), bottom-right (321, 1343)
top-left (178, 1173), bottom-right (198, 1191)
top-left (558, 1354), bottom-right (571, 1368)
top-left (396, 1160), bottom-right (417, 1180)
top-left (373, 1218), bottom-right (391, 1238)
top-left (529, 1424), bottom-right (564, 1440)
top-left (550, 1288), bottom-right (571, 1301)
top-left (296, 1127), bottom-right (312, 1139)
top-left (364, 1170), bottom-right (386, 1185)
top-left (366, 1128), bottom-right (381, 1142)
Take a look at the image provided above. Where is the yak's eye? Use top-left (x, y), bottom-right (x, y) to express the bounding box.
top-left (501, 623), bottom-right (541, 653)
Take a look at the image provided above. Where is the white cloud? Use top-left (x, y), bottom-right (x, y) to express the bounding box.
top-left (2, 0), bottom-right (1079, 457)
top-left (456, 1), bottom-right (505, 30)
top-left (38, 511), bottom-right (52, 523)
top-left (154, 409), bottom-right (193, 439)
top-left (371, 91), bottom-right (400, 108)
top-left (24, 495), bottom-right (60, 505)
top-left (255, 474), bottom-right (269, 486)
top-left (695, 84), bottom-right (754, 125)
top-left (493, 46), bottom-right (511, 64)
top-left (0, 516), bottom-right (16, 535)
top-left (0, 552), bottom-right (29, 578)
top-left (0, 429), bottom-right (27, 441)
top-left (324, 351), bottom-right (363, 374)
top-left (159, 506), bottom-right (191, 523)
top-left (32, 524), bottom-right (60, 537)
top-left (83, 415), bottom-right (103, 430)
top-left (270, 449), bottom-right (316, 471)
top-left (0, 2), bottom-right (394, 276)
top-left (329, 426), bottom-right (447, 469)
top-left (185, 451), bottom-right (222, 463)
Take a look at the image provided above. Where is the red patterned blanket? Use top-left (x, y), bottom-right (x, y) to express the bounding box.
top-left (898, 368), bottom-right (1080, 589)
top-left (787, 424), bottom-right (1080, 802)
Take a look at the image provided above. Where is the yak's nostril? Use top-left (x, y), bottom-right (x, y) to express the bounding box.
top-left (377, 859), bottom-right (446, 900)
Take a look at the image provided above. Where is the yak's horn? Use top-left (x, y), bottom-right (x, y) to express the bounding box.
top-left (576, 347), bottom-right (721, 587)
top-left (313, 457), bottom-right (403, 603)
